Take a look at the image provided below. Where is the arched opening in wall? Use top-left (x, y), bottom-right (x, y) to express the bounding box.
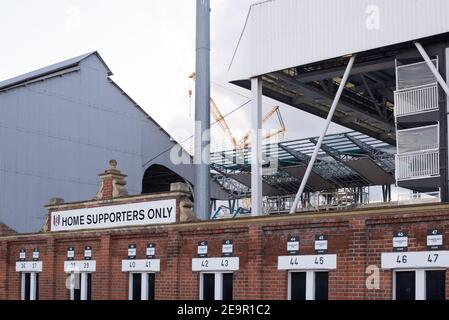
top-left (142, 164), bottom-right (188, 194)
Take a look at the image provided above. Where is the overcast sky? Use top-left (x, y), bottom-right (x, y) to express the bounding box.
top-left (0, 0), bottom-right (347, 152)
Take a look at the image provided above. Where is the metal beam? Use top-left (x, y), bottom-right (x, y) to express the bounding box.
top-left (415, 42), bottom-right (449, 97)
top-left (296, 58), bottom-right (395, 83)
top-left (290, 56), bottom-right (356, 214)
top-left (274, 72), bottom-right (395, 133)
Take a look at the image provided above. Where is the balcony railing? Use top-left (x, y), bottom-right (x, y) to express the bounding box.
top-left (395, 149), bottom-right (440, 181)
top-left (394, 83), bottom-right (439, 117)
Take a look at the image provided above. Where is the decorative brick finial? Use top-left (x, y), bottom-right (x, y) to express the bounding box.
top-left (95, 160), bottom-right (128, 200)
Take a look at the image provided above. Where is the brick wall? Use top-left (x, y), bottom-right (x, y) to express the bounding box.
top-left (1, 203), bottom-right (449, 300)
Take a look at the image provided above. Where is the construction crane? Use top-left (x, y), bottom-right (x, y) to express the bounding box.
top-left (189, 72), bottom-right (286, 150)
top-left (237, 105), bottom-right (285, 148)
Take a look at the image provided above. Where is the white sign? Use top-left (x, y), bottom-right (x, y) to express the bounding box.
top-left (64, 260), bottom-right (96, 273)
top-left (278, 254), bottom-right (337, 270)
top-left (315, 240), bottom-right (328, 251)
top-left (32, 251), bottom-right (40, 260)
top-left (381, 251), bottom-right (449, 269)
top-left (198, 245), bottom-right (208, 256)
top-left (393, 237), bottom-right (408, 249)
top-left (427, 235), bottom-right (443, 247)
top-left (287, 241), bottom-right (299, 252)
top-left (19, 252), bottom-right (26, 260)
top-left (121, 259), bottom-right (160, 272)
top-left (51, 199), bottom-right (177, 232)
top-left (192, 257), bottom-right (239, 272)
top-left (146, 247), bottom-right (155, 257)
top-left (16, 261), bottom-right (43, 272)
top-left (222, 244), bottom-right (233, 254)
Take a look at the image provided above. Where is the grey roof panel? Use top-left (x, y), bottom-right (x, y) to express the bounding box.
top-left (0, 51), bottom-right (112, 91)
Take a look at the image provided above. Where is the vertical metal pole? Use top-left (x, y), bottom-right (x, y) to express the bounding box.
top-left (30, 272), bottom-right (36, 300)
top-left (415, 42), bottom-right (449, 96)
top-left (194, 0), bottom-right (211, 220)
top-left (128, 273), bottom-right (133, 300)
top-left (21, 273), bottom-right (26, 300)
top-left (80, 273), bottom-right (87, 300)
top-left (305, 271), bottom-right (315, 300)
top-left (251, 77), bottom-right (263, 216)
top-left (70, 273), bottom-right (75, 300)
top-left (141, 273), bottom-right (148, 300)
top-left (289, 56), bottom-right (356, 213)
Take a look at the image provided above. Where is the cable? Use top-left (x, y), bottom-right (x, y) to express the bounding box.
top-left (142, 99), bottom-right (251, 167)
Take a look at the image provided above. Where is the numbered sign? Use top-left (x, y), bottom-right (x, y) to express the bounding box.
top-left (427, 229), bottom-right (443, 251)
top-left (146, 243), bottom-right (155, 259)
top-left (19, 248), bottom-right (26, 261)
top-left (381, 251), bottom-right (449, 269)
top-left (192, 257), bottom-right (239, 271)
top-left (128, 244), bottom-right (137, 259)
top-left (315, 235), bottom-right (328, 254)
top-left (16, 261), bottom-right (43, 272)
top-left (121, 259), bottom-right (160, 272)
top-left (198, 241), bottom-right (208, 258)
top-left (84, 246), bottom-right (92, 260)
top-left (287, 236), bottom-right (299, 255)
top-left (222, 240), bottom-right (233, 257)
top-left (393, 231), bottom-right (408, 252)
top-left (64, 260), bottom-right (96, 273)
top-left (32, 248), bottom-right (40, 261)
top-left (67, 247), bottom-right (75, 261)
top-left (277, 254), bottom-right (337, 270)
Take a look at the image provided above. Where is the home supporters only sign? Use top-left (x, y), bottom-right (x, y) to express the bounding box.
top-left (51, 199), bottom-right (176, 232)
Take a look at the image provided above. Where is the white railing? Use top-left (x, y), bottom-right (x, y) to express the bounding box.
top-left (394, 83), bottom-right (439, 117)
top-left (395, 149), bottom-right (439, 181)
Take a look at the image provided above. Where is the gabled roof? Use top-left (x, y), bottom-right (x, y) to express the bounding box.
top-left (0, 51), bottom-right (112, 92)
top-left (229, 0), bottom-right (449, 81)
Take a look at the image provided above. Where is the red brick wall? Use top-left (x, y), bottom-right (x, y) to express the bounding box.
top-left (2, 204), bottom-right (449, 300)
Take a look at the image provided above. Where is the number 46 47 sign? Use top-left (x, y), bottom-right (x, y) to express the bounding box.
top-left (381, 251), bottom-right (449, 269)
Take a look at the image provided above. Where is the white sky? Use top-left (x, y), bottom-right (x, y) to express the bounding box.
top-left (0, 0), bottom-right (347, 152)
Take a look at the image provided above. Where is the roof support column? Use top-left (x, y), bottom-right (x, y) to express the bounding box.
top-left (290, 55), bottom-right (356, 214)
top-left (194, 0), bottom-right (211, 220)
top-left (251, 77), bottom-right (263, 216)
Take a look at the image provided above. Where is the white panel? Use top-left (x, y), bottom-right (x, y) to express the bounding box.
top-left (278, 254), bottom-right (337, 270)
top-left (229, 0), bottom-right (449, 81)
top-left (381, 251), bottom-right (449, 269)
top-left (192, 257), bottom-right (239, 272)
top-left (121, 259), bottom-right (160, 272)
top-left (64, 260), bottom-right (96, 273)
top-left (16, 261), bottom-right (43, 273)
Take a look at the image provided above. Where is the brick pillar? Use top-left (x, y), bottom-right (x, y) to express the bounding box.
top-left (247, 225), bottom-right (264, 299)
top-left (45, 237), bottom-right (56, 300)
top-left (165, 230), bottom-right (181, 300)
top-left (97, 235), bottom-right (112, 300)
top-left (94, 160), bottom-right (128, 201)
top-left (0, 240), bottom-right (8, 300)
top-left (345, 217), bottom-right (368, 300)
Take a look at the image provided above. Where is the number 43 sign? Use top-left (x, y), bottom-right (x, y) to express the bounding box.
top-left (192, 257), bottom-right (239, 271)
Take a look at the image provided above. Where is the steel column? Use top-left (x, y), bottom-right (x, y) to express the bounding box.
top-left (194, 0), bottom-right (211, 220)
top-left (251, 77), bottom-right (263, 216)
top-left (290, 56), bottom-right (356, 213)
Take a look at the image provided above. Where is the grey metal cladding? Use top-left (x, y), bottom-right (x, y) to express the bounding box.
top-left (0, 52), bottom-right (222, 233)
